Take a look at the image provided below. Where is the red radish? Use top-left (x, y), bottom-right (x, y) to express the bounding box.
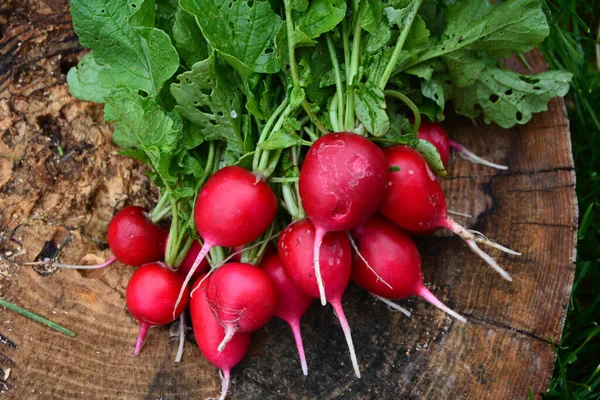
top-left (351, 215), bottom-right (466, 322)
top-left (260, 252), bottom-right (313, 375)
top-left (379, 145), bottom-right (518, 281)
top-left (125, 262), bottom-right (189, 355)
top-left (299, 132), bottom-right (388, 305)
top-left (417, 121), bottom-right (507, 170)
top-left (108, 206), bottom-right (168, 266)
top-left (174, 166), bottom-right (278, 312)
top-left (190, 275), bottom-right (251, 400)
top-left (230, 245), bottom-right (244, 262)
top-left (205, 262), bottom-right (277, 351)
top-left (278, 219), bottom-right (360, 378)
top-left (163, 236), bottom-right (209, 282)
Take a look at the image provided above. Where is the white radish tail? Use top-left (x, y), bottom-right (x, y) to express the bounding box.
top-left (134, 321), bottom-right (150, 356)
top-left (173, 242), bottom-right (213, 318)
top-left (370, 293), bottom-right (411, 317)
top-left (330, 300), bottom-right (361, 378)
top-left (312, 227), bottom-right (328, 306)
top-left (450, 141), bottom-right (508, 170)
top-left (287, 317), bottom-right (308, 376)
top-left (417, 286), bottom-right (467, 323)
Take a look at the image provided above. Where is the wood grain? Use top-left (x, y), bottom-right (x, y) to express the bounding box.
top-left (0, 1), bottom-right (576, 399)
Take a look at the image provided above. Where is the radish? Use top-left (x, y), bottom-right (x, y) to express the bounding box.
top-left (190, 275), bottom-right (251, 400)
top-left (174, 166), bottom-right (278, 311)
top-left (108, 206), bottom-right (168, 266)
top-left (163, 236), bottom-right (209, 282)
top-left (299, 132), bottom-right (388, 305)
top-left (125, 262), bottom-right (189, 355)
top-left (260, 252), bottom-right (313, 375)
top-left (205, 262), bottom-right (277, 352)
top-left (278, 218), bottom-right (361, 378)
top-left (417, 121), bottom-right (508, 170)
top-left (379, 145), bottom-right (519, 281)
top-left (351, 215), bottom-right (466, 322)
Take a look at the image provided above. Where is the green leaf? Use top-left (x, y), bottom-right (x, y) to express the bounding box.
top-left (365, 21), bottom-right (391, 53)
top-left (403, 0), bottom-right (550, 72)
top-left (290, 85), bottom-right (305, 110)
top-left (297, 0), bottom-right (346, 40)
top-left (66, 53), bottom-right (112, 103)
top-left (421, 75), bottom-right (444, 109)
top-left (415, 139), bottom-right (447, 176)
top-left (104, 89), bottom-right (182, 182)
top-left (129, 0), bottom-right (156, 27)
top-left (290, 0), bottom-right (308, 12)
top-left (69, 0), bottom-right (179, 98)
top-left (354, 82), bottom-right (390, 137)
top-left (173, 10), bottom-right (209, 68)
top-left (259, 129), bottom-right (302, 150)
top-left (361, 0), bottom-right (382, 35)
top-left (180, 0), bottom-right (282, 76)
top-left (448, 69), bottom-right (572, 128)
top-left (442, 50), bottom-right (487, 88)
top-left (171, 54), bottom-right (246, 160)
top-left (156, 0), bottom-right (180, 36)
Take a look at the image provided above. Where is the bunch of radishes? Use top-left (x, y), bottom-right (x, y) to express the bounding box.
top-left (56, 123), bottom-right (517, 400)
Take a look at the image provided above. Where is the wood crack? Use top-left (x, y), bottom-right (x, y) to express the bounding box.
top-left (462, 312), bottom-right (553, 345)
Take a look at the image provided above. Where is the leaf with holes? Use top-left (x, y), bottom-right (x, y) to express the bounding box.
top-left (354, 82), bottom-right (390, 137)
top-left (171, 53), bottom-right (247, 161)
top-left (447, 69), bottom-right (572, 128)
top-left (69, 0), bottom-right (179, 98)
top-left (180, 0), bottom-right (282, 76)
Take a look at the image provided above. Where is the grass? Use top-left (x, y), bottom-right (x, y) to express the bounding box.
top-left (540, 1), bottom-right (600, 398)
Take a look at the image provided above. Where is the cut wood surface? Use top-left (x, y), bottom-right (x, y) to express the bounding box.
top-left (0, 1), bottom-right (577, 399)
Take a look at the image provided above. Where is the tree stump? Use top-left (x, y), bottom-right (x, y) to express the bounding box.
top-left (0, 1), bottom-right (577, 399)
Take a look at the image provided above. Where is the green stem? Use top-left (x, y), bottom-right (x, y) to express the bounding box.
top-left (0, 298), bottom-right (76, 337)
top-left (164, 182), bottom-right (179, 267)
top-left (173, 236), bottom-right (193, 268)
top-left (326, 34), bottom-right (345, 129)
top-left (342, 20), bottom-right (351, 85)
top-left (282, 183), bottom-right (300, 220)
top-left (152, 206), bottom-right (172, 222)
top-left (283, 0), bottom-right (328, 136)
top-left (345, 0), bottom-right (368, 131)
top-left (378, 0), bottom-right (424, 90)
top-left (269, 176), bottom-right (299, 183)
top-left (262, 149), bottom-right (284, 179)
top-left (209, 247), bottom-right (225, 266)
top-left (149, 191), bottom-right (170, 223)
top-left (384, 90), bottom-right (421, 135)
top-left (195, 142), bottom-right (216, 193)
top-left (329, 91), bottom-right (341, 132)
top-left (253, 97), bottom-right (290, 172)
top-left (257, 104), bottom-right (292, 175)
top-left (303, 126), bottom-right (319, 142)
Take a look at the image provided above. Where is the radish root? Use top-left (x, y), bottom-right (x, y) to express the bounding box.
top-left (450, 141), bottom-right (508, 170)
top-left (217, 369), bottom-right (231, 400)
top-left (25, 255), bottom-right (117, 270)
top-left (134, 321), bottom-right (150, 356)
top-left (465, 240), bottom-right (513, 281)
top-left (174, 242), bottom-right (213, 318)
top-left (417, 286), bottom-right (467, 323)
top-left (348, 233), bottom-right (393, 290)
top-left (312, 227), bottom-right (328, 306)
top-left (443, 217), bottom-right (521, 255)
top-left (370, 293), bottom-right (411, 317)
top-left (175, 313), bottom-right (186, 363)
top-left (217, 324), bottom-right (236, 352)
top-left (288, 318), bottom-right (308, 376)
top-left (331, 300), bottom-right (361, 378)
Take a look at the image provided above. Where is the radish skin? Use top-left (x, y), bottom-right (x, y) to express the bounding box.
top-left (260, 252), bottom-right (313, 375)
top-left (278, 219), bottom-right (361, 378)
top-left (174, 166), bottom-right (278, 315)
top-left (205, 263), bottom-right (277, 351)
top-left (126, 262), bottom-right (189, 355)
top-left (380, 145), bottom-right (518, 280)
top-left (299, 132), bottom-right (388, 305)
top-left (190, 275), bottom-right (250, 400)
top-left (108, 206), bottom-right (168, 266)
top-left (351, 215), bottom-right (466, 322)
